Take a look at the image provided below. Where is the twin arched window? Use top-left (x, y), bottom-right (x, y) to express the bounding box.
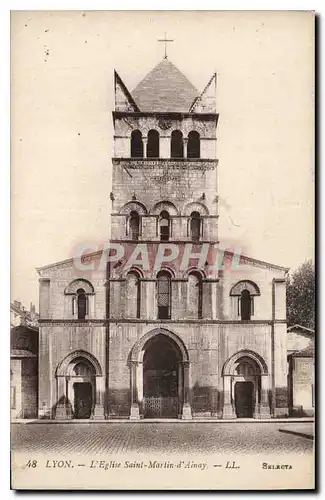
top-left (130, 129), bottom-right (200, 159)
top-left (157, 270), bottom-right (172, 319)
top-left (131, 129), bottom-right (159, 158)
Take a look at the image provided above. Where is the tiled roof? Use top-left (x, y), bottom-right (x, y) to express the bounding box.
top-left (287, 324), bottom-right (315, 335)
top-left (290, 346), bottom-right (315, 358)
top-left (131, 59), bottom-right (198, 112)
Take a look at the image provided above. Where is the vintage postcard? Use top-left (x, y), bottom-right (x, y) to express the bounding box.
top-left (10, 10), bottom-right (315, 490)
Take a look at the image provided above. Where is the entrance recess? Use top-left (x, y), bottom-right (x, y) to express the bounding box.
top-left (55, 350), bottom-right (105, 420)
top-left (129, 328), bottom-right (192, 420)
top-left (222, 350), bottom-right (271, 419)
top-left (234, 381), bottom-right (254, 418)
top-left (74, 382), bottom-right (93, 419)
top-left (143, 335), bottom-right (179, 418)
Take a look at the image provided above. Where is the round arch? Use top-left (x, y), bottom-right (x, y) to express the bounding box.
top-left (230, 280), bottom-right (260, 296)
top-left (222, 349), bottom-right (268, 376)
top-left (119, 201), bottom-right (148, 215)
top-left (65, 279), bottom-right (94, 295)
top-left (151, 200), bottom-right (179, 216)
top-left (56, 350), bottom-right (103, 377)
top-left (183, 201), bottom-right (209, 216)
top-left (130, 328), bottom-right (189, 364)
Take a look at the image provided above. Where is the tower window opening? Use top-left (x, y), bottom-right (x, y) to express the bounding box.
top-left (157, 271), bottom-right (172, 319)
top-left (129, 210), bottom-right (140, 240)
top-left (190, 211), bottom-right (201, 241)
top-left (159, 210), bottom-right (170, 241)
top-left (147, 130), bottom-right (160, 158)
top-left (171, 130), bottom-right (184, 158)
top-left (187, 131), bottom-right (200, 158)
top-left (131, 130), bottom-right (143, 157)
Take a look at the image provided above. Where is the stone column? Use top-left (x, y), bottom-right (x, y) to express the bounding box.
top-left (259, 375), bottom-right (271, 418)
top-left (178, 362), bottom-right (184, 418)
top-left (181, 361), bottom-right (192, 419)
top-left (93, 376), bottom-right (105, 419)
top-left (222, 376), bottom-right (236, 419)
top-left (55, 376), bottom-right (69, 419)
top-left (129, 362), bottom-right (140, 419)
top-left (183, 137), bottom-right (188, 159)
top-left (142, 138), bottom-right (148, 158)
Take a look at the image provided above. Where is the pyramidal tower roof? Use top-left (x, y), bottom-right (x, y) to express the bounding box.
top-left (131, 59), bottom-right (199, 113)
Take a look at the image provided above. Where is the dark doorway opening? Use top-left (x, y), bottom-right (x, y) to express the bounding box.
top-left (143, 335), bottom-right (179, 418)
top-left (235, 381), bottom-right (254, 418)
top-left (73, 382), bottom-right (93, 419)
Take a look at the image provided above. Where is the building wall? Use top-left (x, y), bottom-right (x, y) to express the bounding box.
top-left (290, 356), bottom-right (314, 416)
top-left (38, 323), bottom-right (106, 418)
top-left (11, 359), bottom-right (22, 419)
top-left (11, 358), bottom-right (38, 419)
top-left (108, 321), bottom-right (274, 417)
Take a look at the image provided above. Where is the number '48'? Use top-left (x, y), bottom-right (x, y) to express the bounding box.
top-left (26, 460), bottom-right (37, 468)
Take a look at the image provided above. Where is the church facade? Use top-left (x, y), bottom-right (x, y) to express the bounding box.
top-left (37, 58), bottom-right (289, 420)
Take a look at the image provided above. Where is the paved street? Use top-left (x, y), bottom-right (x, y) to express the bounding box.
top-left (11, 422), bottom-right (313, 456)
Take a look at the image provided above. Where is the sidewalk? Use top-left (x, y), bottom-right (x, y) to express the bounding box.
top-left (12, 417), bottom-right (315, 424)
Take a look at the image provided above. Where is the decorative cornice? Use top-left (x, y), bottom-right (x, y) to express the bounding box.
top-left (113, 110), bottom-right (219, 121)
top-left (112, 158), bottom-right (218, 170)
top-left (38, 319), bottom-right (285, 326)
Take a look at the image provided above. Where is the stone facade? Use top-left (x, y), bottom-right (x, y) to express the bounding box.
top-left (36, 58), bottom-right (289, 420)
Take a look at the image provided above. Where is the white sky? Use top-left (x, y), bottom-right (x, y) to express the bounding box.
top-left (11, 10), bottom-right (314, 309)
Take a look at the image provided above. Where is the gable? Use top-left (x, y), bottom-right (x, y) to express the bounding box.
top-left (190, 73), bottom-right (216, 113)
top-left (114, 71), bottom-right (139, 112)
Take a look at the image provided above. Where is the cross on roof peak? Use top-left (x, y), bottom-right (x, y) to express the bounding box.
top-left (158, 32), bottom-right (174, 59)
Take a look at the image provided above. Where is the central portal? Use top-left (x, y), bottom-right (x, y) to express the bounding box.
top-left (143, 334), bottom-right (180, 418)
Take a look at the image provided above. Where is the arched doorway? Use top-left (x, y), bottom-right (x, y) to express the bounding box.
top-left (68, 358), bottom-right (95, 419)
top-left (129, 329), bottom-right (192, 420)
top-left (143, 334), bottom-right (180, 418)
top-left (233, 357), bottom-right (260, 418)
top-left (55, 350), bottom-right (105, 420)
top-left (222, 350), bottom-right (271, 419)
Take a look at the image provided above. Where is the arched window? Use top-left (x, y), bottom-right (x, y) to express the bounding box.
top-left (131, 130), bottom-right (143, 157)
top-left (187, 131), bottom-right (200, 158)
top-left (171, 130), bottom-right (184, 158)
top-left (188, 272), bottom-right (203, 319)
top-left (129, 210), bottom-right (140, 240)
top-left (76, 288), bottom-right (87, 320)
top-left (240, 289), bottom-right (253, 321)
top-left (157, 271), bottom-right (172, 319)
top-left (147, 130), bottom-right (160, 158)
top-left (190, 211), bottom-right (201, 241)
top-left (159, 210), bottom-right (170, 241)
top-left (126, 271), bottom-right (141, 319)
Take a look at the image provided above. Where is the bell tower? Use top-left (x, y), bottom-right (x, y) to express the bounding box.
top-left (108, 56), bottom-right (219, 419)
